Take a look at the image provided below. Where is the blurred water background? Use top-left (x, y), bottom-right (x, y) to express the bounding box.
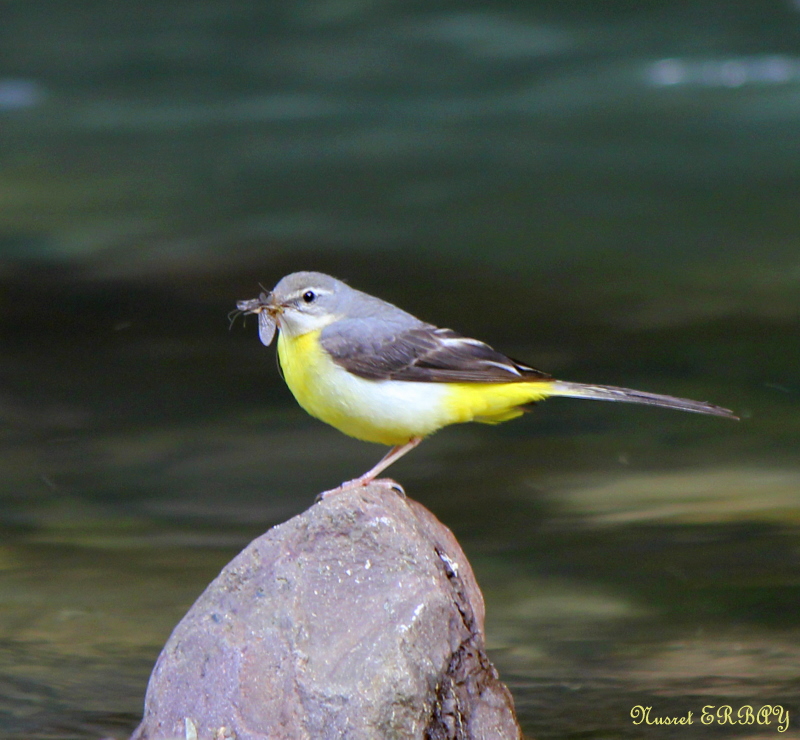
top-left (1, 1), bottom-right (799, 737)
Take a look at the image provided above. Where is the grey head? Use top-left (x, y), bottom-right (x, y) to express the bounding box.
top-left (237, 271), bottom-right (425, 345)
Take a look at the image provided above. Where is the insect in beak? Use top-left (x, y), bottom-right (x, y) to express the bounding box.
top-left (234, 292), bottom-right (280, 347)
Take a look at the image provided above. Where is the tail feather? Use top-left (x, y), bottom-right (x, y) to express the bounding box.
top-left (550, 381), bottom-right (738, 419)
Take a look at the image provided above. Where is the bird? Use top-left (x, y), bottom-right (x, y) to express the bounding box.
top-left (236, 271), bottom-right (737, 495)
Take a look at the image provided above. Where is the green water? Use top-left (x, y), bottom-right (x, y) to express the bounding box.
top-left (1, 1), bottom-right (799, 737)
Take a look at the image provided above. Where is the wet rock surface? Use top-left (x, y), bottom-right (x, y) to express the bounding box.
top-left (131, 483), bottom-right (521, 740)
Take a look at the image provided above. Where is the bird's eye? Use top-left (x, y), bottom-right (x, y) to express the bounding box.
top-left (302, 290), bottom-right (316, 304)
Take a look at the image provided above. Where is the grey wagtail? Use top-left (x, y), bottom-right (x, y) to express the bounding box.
top-left (236, 271), bottom-right (736, 494)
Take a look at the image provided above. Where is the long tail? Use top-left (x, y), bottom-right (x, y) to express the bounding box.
top-left (549, 381), bottom-right (738, 419)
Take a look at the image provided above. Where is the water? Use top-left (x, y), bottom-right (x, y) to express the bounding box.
top-left (1, 1), bottom-right (799, 737)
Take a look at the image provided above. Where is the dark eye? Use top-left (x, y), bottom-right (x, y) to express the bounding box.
top-left (302, 290), bottom-right (316, 303)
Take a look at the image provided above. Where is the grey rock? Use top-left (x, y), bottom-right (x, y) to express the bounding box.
top-left (131, 484), bottom-right (521, 740)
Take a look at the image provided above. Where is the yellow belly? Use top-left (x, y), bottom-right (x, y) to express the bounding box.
top-left (277, 329), bottom-right (556, 445)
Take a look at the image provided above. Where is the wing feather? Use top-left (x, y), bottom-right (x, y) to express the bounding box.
top-left (321, 320), bottom-right (550, 383)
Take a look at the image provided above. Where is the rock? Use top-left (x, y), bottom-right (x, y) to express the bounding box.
top-left (131, 484), bottom-right (521, 740)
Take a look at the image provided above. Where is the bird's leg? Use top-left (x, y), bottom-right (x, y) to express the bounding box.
top-left (358, 436), bottom-right (424, 483)
top-left (317, 437), bottom-right (423, 500)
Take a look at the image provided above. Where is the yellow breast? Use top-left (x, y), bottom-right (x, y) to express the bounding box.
top-left (276, 328), bottom-right (449, 445)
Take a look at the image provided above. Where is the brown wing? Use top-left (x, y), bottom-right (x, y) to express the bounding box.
top-left (320, 320), bottom-right (550, 383)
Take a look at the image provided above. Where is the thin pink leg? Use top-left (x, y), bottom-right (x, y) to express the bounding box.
top-left (319, 437), bottom-right (423, 499)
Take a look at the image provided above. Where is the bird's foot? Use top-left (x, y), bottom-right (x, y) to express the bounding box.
top-left (316, 476), bottom-right (405, 502)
